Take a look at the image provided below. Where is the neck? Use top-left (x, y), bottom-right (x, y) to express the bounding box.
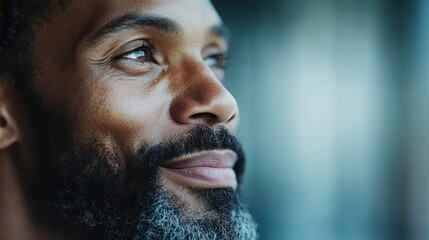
top-left (0, 151), bottom-right (35, 240)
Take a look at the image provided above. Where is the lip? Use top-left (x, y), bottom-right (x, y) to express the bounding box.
top-left (160, 149), bottom-right (238, 189)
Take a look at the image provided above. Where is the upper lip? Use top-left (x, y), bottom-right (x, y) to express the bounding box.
top-left (160, 149), bottom-right (238, 169)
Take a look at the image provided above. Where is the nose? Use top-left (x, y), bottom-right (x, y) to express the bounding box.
top-left (169, 65), bottom-right (238, 127)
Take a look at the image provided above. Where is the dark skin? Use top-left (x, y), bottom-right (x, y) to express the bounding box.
top-left (0, 0), bottom-right (239, 239)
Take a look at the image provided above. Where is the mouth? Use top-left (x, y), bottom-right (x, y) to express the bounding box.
top-left (159, 149), bottom-right (238, 189)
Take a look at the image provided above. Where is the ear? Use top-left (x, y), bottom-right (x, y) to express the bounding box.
top-left (0, 73), bottom-right (19, 150)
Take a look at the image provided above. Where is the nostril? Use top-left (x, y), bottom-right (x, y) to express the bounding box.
top-left (189, 112), bottom-right (218, 124)
top-left (226, 113), bottom-right (236, 123)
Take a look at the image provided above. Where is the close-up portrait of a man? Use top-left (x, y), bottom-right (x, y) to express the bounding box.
top-left (0, 0), bottom-right (258, 239)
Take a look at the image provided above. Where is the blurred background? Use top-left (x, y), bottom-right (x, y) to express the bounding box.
top-left (212, 0), bottom-right (429, 240)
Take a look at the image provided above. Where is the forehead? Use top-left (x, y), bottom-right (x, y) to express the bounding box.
top-left (32, 0), bottom-right (223, 53)
top-left (61, 0), bottom-right (222, 36)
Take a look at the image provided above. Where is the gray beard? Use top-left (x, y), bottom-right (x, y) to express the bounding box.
top-left (46, 171), bottom-right (259, 240)
top-left (133, 187), bottom-right (258, 240)
top-left (34, 130), bottom-right (258, 240)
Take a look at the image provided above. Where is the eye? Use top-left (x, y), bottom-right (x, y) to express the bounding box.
top-left (111, 40), bottom-right (162, 75)
top-left (204, 53), bottom-right (229, 69)
top-left (115, 41), bottom-right (158, 64)
top-left (123, 49), bottom-right (149, 61)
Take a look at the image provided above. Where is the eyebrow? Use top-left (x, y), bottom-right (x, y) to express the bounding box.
top-left (91, 14), bottom-right (184, 44)
top-left (91, 14), bottom-right (230, 45)
top-left (210, 24), bottom-right (231, 42)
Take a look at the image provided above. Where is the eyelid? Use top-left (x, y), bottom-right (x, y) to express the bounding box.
top-left (110, 40), bottom-right (160, 75)
top-left (113, 40), bottom-right (157, 59)
top-left (204, 52), bottom-right (229, 69)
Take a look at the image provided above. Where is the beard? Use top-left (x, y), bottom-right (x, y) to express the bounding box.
top-left (10, 36), bottom-right (257, 239)
top-left (31, 125), bottom-right (258, 240)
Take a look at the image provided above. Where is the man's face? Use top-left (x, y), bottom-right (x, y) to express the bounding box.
top-left (17, 0), bottom-right (257, 239)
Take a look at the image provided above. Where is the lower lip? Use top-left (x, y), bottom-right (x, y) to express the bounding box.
top-left (161, 167), bottom-right (237, 189)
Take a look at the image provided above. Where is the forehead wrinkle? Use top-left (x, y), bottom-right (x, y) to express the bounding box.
top-left (91, 14), bottom-right (185, 45)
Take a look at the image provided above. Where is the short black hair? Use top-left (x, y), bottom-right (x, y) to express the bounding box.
top-left (0, 0), bottom-right (21, 70)
top-left (0, 0), bottom-right (73, 94)
top-left (0, 0), bottom-right (70, 72)
top-left (0, 0), bottom-right (19, 55)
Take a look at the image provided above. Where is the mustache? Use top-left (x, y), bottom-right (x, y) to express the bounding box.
top-left (136, 125), bottom-right (246, 181)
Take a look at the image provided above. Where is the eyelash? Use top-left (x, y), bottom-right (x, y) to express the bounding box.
top-left (114, 41), bottom-right (158, 64)
top-left (112, 40), bottom-right (228, 73)
top-left (206, 53), bottom-right (230, 69)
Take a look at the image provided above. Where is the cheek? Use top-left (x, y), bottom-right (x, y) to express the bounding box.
top-left (85, 79), bottom-right (173, 153)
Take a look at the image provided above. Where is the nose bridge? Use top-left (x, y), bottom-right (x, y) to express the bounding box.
top-left (169, 58), bottom-right (238, 126)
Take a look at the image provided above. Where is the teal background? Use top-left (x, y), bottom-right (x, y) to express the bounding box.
top-left (212, 0), bottom-right (429, 239)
